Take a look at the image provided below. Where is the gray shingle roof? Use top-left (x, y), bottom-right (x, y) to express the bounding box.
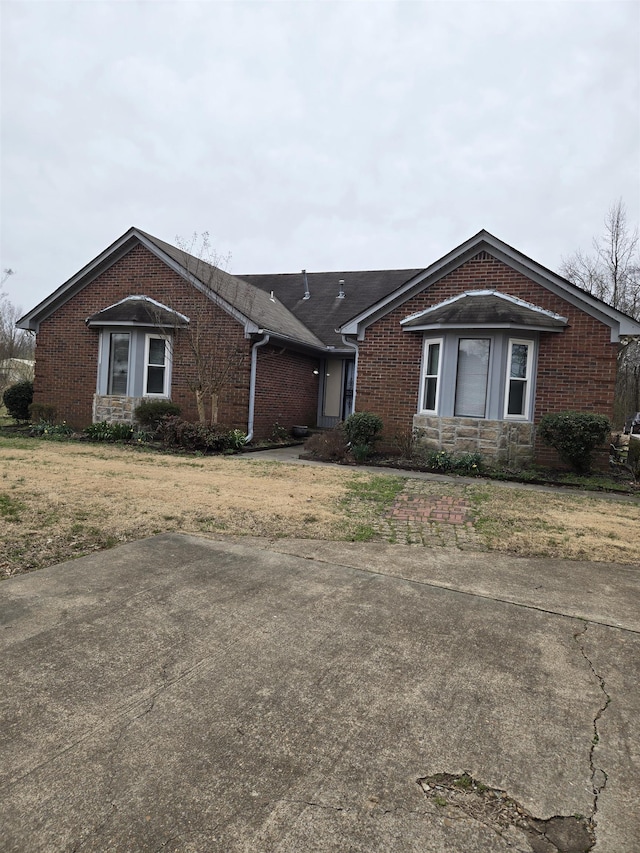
top-left (139, 231), bottom-right (325, 349)
top-left (86, 296), bottom-right (189, 327)
top-left (401, 291), bottom-right (568, 329)
top-left (239, 269), bottom-right (423, 348)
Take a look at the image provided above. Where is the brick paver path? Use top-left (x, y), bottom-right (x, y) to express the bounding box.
top-left (376, 481), bottom-right (485, 549)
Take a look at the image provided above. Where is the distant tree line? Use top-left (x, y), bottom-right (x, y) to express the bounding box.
top-left (1, 270), bottom-right (35, 394)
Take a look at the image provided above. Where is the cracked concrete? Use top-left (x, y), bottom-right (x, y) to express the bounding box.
top-left (1, 533), bottom-right (638, 852)
top-left (573, 621), bottom-right (612, 838)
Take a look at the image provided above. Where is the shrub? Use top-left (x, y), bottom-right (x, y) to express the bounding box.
top-left (538, 411), bottom-right (611, 474)
top-left (452, 452), bottom-right (484, 475)
top-left (31, 420), bottom-right (74, 439)
top-left (425, 449), bottom-right (454, 472)
top-left (29, 403), bottom-right (57, 423)
top-left (271, 422), bottom-right (289, 442)
top-left (134, 400), bottom-right (181, 430)
top-left (393, 427), bottom-right (421, 459)
top-left (343, 412), bottom-right (384, 447)
top-left (3, 380), bottom-right (34, 421)
top-left (351, 443), bottom-right (372, 464)
top-left (304, 426), bottom-right (350, 462)
top-left (84, 421), bottom-right (134, 442)
top-left (157, 416), bottom-right (246, 453)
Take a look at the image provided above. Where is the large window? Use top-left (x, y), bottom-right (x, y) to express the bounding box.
top-left (98, 330), bottom-right (173, 398)
top-left (454, 338), bottom-right (491, 417)
top-left (418, 333), bottom-right (535, 421)
top-left (420, 339), bottom-right (442, 413)
top-left (504, 339), bottom-right (532, 418)
top-left (108, 333), bottom-right (130, 395)
top-left (144, 335), bottom-right (170, 396)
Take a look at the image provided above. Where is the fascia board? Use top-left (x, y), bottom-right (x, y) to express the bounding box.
top-left (339, 232), bottom-right (492, 335)
top-left (255, 330), bottom-right (341, 357)
top-left (17, 229), bottom-right (142, 331)
top-left (17, 228), bottom-right (254, 335)
top-left (135, 233), bottom-right (253, 331)
top-left (480, 236), bottom-right (640, 340)
top-left (341, 230), bottom-right (640, 342)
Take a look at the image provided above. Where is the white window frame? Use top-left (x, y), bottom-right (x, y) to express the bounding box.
top-left (107, 332), bottom-right (130, 396)
top-left (143, 334), bottom-right (172, 397)
top-left (503, 338), bottom-right (533, 419)
top-left (454, 337), bottom-right (492, 418)
top-left (420, 337), bottom-right (443, 414)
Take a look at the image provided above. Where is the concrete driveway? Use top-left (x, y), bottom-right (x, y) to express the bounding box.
top-left (1, 533), bottom-right (638, 852)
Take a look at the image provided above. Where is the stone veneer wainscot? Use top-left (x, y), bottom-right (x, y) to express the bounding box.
top-left (413, 414), bottom-right (535, 466)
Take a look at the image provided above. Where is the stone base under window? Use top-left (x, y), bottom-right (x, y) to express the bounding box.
top-left (413, 414), bottom-right (534, 467)
top-left (93, 395), bottom-right (143, 424)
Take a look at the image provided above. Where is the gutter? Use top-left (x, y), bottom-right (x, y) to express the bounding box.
top-left (245, 333), bottom-right (271, 443)
top-left (341, 334), bottom-right (359, 414)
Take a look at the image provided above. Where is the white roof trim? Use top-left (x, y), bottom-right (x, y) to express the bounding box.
top-left (340, 230), bottom-right (640, 342)
top-left (86, 294), bottom-right (191, 324)
top-left (400, 289), bottom-right (568, 326)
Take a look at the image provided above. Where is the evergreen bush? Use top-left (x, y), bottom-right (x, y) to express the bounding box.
top-left (3, 380), bottom-right (34, 421)
top-left (343, 412), bottom-right (384, 448)
top-left (538, 411), bottom-right (611, 474)
top-left (134, 400), bottom-right (181, 429)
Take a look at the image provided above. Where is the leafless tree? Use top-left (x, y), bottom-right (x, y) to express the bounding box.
top-left (561, 202), bottom-right (640, 424)
top-left (561, 199), bottom-right (640, 319)
top-left (1, 273), bottom-right (35, 391)
top-left (154, 234), bottom-right (253, 425)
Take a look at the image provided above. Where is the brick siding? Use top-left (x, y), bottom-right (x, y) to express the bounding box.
top-left (33, 244), bottom-right (320, 437)
top-left (355, 252), bottom-right (618, 466)
top-left (253, 346), bottom-right (320, 439)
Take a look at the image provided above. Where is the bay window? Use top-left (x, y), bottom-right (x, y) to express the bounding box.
top-left (419, 332), bottom-right (536, 421)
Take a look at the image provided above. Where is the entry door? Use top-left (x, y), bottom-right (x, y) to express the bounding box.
top-left (342, 360), bottom-right (355, 420)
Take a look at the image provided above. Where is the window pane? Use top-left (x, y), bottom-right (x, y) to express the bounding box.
top-left (507, 380), bottom-right (525, 415)
top-left (146, 365), bottom-right (165, 394)
top-left (454, 339), bottom-right (490, 417)
top-left (510, 344), bottom-right (528, 379)
top-left (427, 342), bottom-right (440, 376)
top-left (148, 338), bottom-right (165, 366)
top-left (424, 377), bottom-right (437, 411)
top-left (108, 334), bottom-right (129, 395)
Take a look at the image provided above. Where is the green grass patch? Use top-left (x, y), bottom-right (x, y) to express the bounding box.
top-left (0, 493), bottom-right (25, 520)
top-left (343, 474), bottom-right (405, 507)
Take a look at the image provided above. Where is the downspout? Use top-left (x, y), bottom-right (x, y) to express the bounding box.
top-left (245, 333), bottom-right (271, 443)
top-left (341, 334), bottom-right (359, 414)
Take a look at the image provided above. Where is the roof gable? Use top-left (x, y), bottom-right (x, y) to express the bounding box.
top-left (339, 230), bottom-right (640, 342)
top-left (18, 228), bottom-right (325, 350)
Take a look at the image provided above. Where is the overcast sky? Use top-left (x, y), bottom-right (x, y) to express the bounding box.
top-left (1, 0), bottom-right (639, 314)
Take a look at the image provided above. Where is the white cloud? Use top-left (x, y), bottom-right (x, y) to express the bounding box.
top-left (1, 0), bottom-right (638, 309)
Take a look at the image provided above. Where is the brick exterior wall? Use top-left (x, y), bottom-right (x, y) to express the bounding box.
top-left (355, 251), bottom-right (618, 466)
top-left (32, 243), bottom-right (321, 438)
top-left (32, 244), bottom-right (253, 429)
top-left (253, 346), bottom-right (320, 440)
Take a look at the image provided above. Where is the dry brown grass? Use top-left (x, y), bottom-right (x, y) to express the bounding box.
top-left (1, 437), bottom-right (638, 578)
top-left (467, 483), bottom-right (640, 564)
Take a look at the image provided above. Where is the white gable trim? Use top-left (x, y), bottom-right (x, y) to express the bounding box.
top-left (340, 231), bottom-right (640, 342)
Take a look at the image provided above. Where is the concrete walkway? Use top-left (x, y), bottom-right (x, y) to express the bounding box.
top-left (1, 533), bottom-right (638, 852)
